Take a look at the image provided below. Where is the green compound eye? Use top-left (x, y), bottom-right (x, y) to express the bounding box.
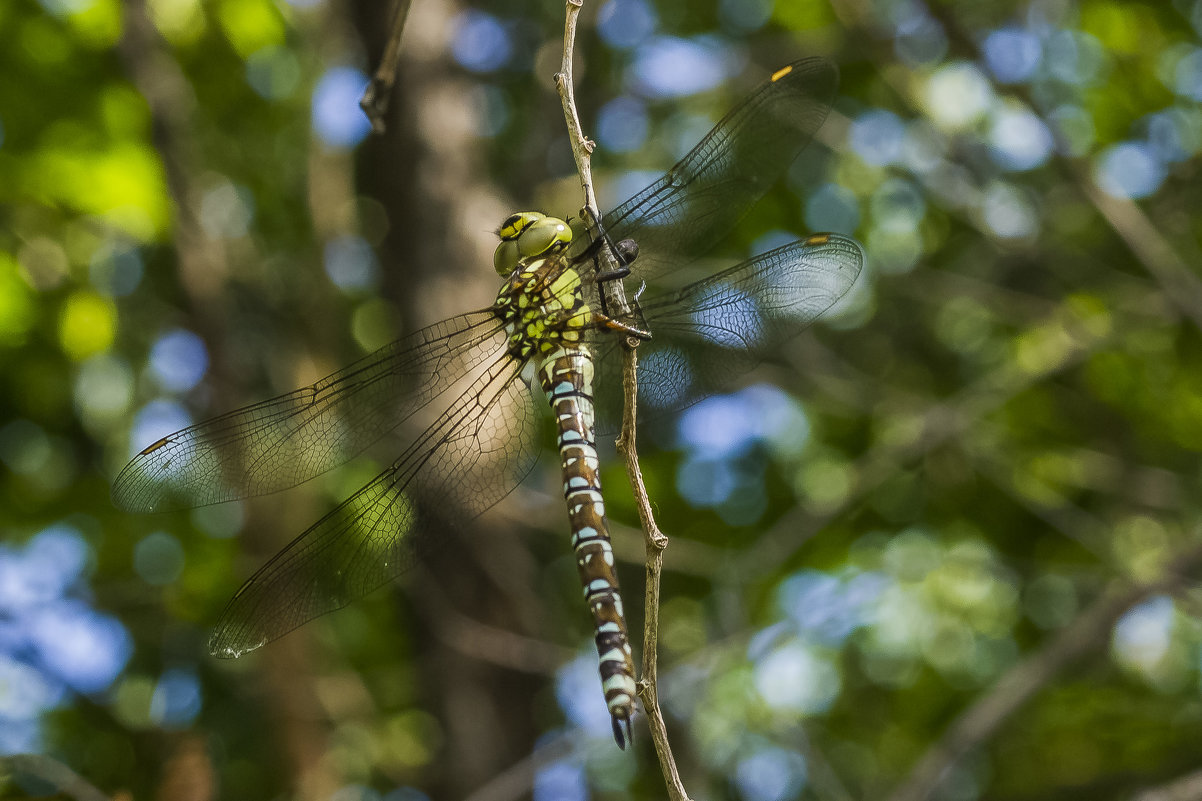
top-left (517, 216), bottom-right (571, 257)
top-left (493, 212), bottom-right (572, 275)
top-left (493, 239), bottom-right (521, 275)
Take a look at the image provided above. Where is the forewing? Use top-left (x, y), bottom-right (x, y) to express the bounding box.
top-left (592, 234), bottom-right (864, 431)
top-left (208, 353), bottom-right (541, 657)
top-left (578, 58), bottom-right (838, 283)
top-left (113, 311), bottom-right (505, 513)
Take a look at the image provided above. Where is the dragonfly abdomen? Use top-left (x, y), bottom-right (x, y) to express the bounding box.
top-left (537, 345), bottom-right (638, 736)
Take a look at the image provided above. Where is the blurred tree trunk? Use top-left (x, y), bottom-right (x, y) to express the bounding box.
top-left (350, 0), bottom-right (546, 795)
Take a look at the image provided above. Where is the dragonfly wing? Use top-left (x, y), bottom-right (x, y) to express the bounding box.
top-left (208, 353), bottom-right (540, 657)
top-left (581, 58), bottom-right (838, 283)
top-left (113, 311), bottom-right (506, 513)
top-left (592, 234), bottom-right (864, 431)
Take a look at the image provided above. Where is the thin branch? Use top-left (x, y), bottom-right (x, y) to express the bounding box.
top-left (1, 754), bottom-right (111, 801)
top-left (884, 538), bottom-right (1202, 801)
top-left (553, 3), bottom-right (690, 798)
top-left (618, 341), bottom-right (689, 801)
top-left (555, 0), bottom-right (598, 215)
top-left (359, 0), bottom-right (413, 133)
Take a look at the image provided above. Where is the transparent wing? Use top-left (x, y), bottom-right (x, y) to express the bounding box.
top-left (591, 234), bottom-right (864, 431)
top-left (113, 311), bottom-right (505, 513)
top-left (574, 58), bottom-right (838, 283)
top-left (208, 353), bottom-right (540, 657)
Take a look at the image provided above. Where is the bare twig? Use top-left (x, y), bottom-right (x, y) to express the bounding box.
top-left (884, 538), bottom-right (1202, 801)
top-left (553, 2), bottom-right (690, 798)
top-left (1, 754), bottom-right (111, 801)
top-left (555, 0), bottom-right (598, 215)
top-left (359, 0), bottom-right (413, 133)
top-left (617, 341), bottom-right (690, 801)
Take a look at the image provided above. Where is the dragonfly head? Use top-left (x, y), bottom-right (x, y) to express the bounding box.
top-left (494, 211), bottom-right (572, 275)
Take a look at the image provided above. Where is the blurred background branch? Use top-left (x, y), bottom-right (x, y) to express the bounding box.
top-left (887, 538), bottom-right (1202, 801)
top-left (0, 754), bottom-right (111, 801)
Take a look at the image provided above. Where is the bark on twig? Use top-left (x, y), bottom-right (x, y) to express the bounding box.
top-left (618, 340), bottom-right (691, 801)
top-left (553, 3), bottom-right (691, 798)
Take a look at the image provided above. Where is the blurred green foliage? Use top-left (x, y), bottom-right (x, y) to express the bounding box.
top-left (2, 0), bottom-right (1202, 799)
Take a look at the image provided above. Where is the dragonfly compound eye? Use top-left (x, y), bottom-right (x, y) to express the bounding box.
top-left (517, 216), bottom-right (572, 259)
top-left (496, 212), bottom-right (563, 275)
top-left (493, 239), bottom-right (521, 275)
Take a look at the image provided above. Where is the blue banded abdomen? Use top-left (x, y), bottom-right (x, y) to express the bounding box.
top-left (536, 344), bottom-right (638, 726)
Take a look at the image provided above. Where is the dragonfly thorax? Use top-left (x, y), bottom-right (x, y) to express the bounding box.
top-left (495, 253), bottom-right (593, 360)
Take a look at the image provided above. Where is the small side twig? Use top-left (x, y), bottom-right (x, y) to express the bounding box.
top-left (553, 2), bottom-right (690, 799)
top-left (359, 0), bottom-right (413, 133)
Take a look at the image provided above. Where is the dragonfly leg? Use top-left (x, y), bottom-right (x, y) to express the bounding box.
top-left (579, 206), bottom-right (640, 282)
top-left (595, 239), bottom-right (643, 322)
top-left (595, 263), bottom-right (630, 283)
top-left (596, 313), bottom-right (651, 341)
top-left (593, 237), bottom-right (639, 282)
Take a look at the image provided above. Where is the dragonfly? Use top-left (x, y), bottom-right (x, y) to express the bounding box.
top-left (113, 57), bottom-right (864, 747)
